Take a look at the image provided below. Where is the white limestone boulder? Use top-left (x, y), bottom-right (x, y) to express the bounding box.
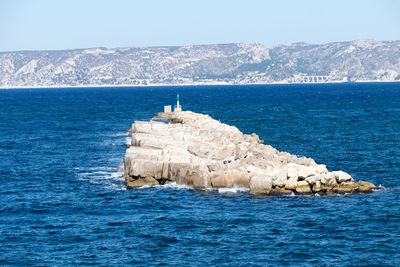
top-left (123, 110), bottom-right (376, 195)
top-left (249, 175), bottom-right (273, 194)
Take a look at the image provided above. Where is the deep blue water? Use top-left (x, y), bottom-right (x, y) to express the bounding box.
top-left (0, 83), bottom-right (399, 266)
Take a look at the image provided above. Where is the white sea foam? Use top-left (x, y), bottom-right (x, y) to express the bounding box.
top-left (97, 132), bottom-right (128, 137)
top-left (87, 166), bottom-right (115, 170)
top-left (125, 137), bottom-right (131, 145)
top-left (76, 166), bottom-right (125, 190)
top-left (217, 187), bottom-right (249, 194)
top-left (160, 182), bottom-right (193, 190)
top-left (202, 185), bottom-right (249, 194)
top-left (105, 183), bottom-right (127, 191)
top-left (137, 185), bottom-right (152, 189)
top-left (109, 132), bottom-right (129, 137)
top-left (137, 182), bottom-right (193, 190)
top-left (73, 130), bottom-right (129, 191)
top-left (88, 171), bottom-right (112, 175)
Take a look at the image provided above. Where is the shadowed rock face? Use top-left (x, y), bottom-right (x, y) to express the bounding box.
top-left (124, 110), bottom-right (377, 195)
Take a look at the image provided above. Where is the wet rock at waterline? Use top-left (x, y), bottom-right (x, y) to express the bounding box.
top-left (124, 110), bottom-right (377, 195)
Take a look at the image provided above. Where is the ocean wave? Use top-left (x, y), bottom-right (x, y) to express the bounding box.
top-left (109, 132), bottom-right (129, 137)
top-left (85, 166), bottom-right (115, 170)
top-left (125, 137), bottom-right (131, 145)
top-left (104, 183), bottom-right (127, 191)
top-left (216, 187), bottom-right (249, 194)
top-left (97, 132), bottom-right (128, 137)
top-left (138, 182), bottom-right (193, 190)
top-left (201, 185), bottom-right (249, 194)
top-left (76, 166), bottom-right (125, 190)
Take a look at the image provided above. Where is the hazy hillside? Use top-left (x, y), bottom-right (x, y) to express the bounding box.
top-left (1, 40), bottom-right (399, 88)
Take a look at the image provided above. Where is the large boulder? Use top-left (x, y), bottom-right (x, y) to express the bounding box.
top-left (125, 158), bottom-right (163, 179)
top-left (285, 176), bottom-right (298, 190)
top-left (173, 164), bottom-right (210, 187)
top-left (287, 164), bottom-right (298, 179)
top-left (272, 172), bottom-right (287, 188)
top-left (298, 166), bottom-right (317, 179)
top-left (305, 175), bottom-right (317, 186)
top-left (333, 171), bottom-right (354, 183)
top-left (123, 110), bottom-right (377, 195)
top-left (125, 176), bottom-right (159, 189)
top-left (321, 172), bottom-right (338, 186)
top-left (271, 186), bottom-right (293, 195)
top-left (295, 180), bottom-right (312, 194)
top-left (249, 175), bottom-right (273, 194)
top-left (211, 169), bottom-right (249, 188)
top-left (333, 182), bottom-right (358, 194)
top-left (357, 180), bottom-right (376, 193)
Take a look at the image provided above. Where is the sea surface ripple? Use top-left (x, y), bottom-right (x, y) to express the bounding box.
top-left (0, 83), bottom-right (399, 266)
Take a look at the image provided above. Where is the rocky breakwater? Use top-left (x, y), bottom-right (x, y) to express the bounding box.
top-left (124, 110), bottom-right (377, 195)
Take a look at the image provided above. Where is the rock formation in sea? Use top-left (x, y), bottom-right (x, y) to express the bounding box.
top-left (123, 109), bottom-right (376, 195)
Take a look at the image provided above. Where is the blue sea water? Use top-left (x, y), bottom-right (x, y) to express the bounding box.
top-left (0, 83), bottom-right (399, 266)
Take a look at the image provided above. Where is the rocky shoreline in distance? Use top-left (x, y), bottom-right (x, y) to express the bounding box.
top-left (123, 110), bottom-right (377, 195)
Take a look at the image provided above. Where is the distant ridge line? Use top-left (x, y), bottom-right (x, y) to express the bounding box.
top-left (1, 40), bottom-right (399, 88)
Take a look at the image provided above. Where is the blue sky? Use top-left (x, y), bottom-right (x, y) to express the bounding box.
top-left (0, 0), bottom-right (399, 51)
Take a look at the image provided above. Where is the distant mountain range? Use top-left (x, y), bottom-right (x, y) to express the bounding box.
top-left (1, 40), bottom-right (399, 88)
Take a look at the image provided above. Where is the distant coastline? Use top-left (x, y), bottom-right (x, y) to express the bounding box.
top-left (1, 40), bottom-right (399, 90)
top-left (1, 80), bottom-right (399, 90)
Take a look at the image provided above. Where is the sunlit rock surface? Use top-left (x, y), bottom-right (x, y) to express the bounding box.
top-left (124, 110), bottom-right (377, 195)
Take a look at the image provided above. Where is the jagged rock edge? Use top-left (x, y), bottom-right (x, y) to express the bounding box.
top-left (123, 110), bottom-right (378, 196)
